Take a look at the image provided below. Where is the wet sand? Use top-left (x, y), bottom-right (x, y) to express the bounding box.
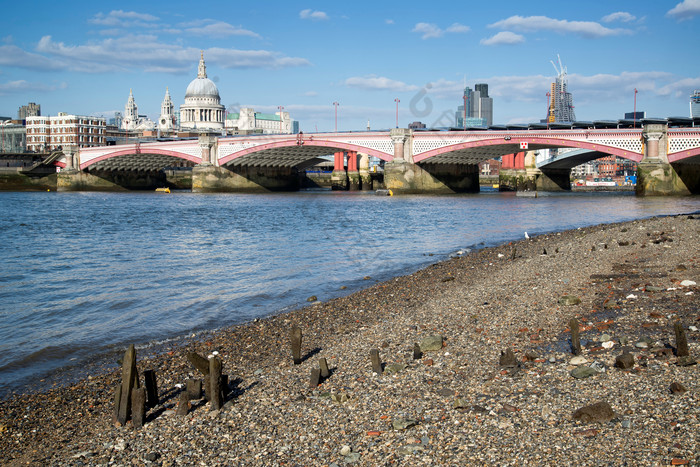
top-left (1, 213), bottom-right (698, 466)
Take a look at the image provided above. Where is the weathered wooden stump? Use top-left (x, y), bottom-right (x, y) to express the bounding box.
top-left (186, 351), bottom-right (210, 376)
top-left (176, 391), bottom-right (189, 417)
top-left (309, 368), bottom-right (321, 388)
top-left (117, 344), bottom-right (138, 426)
top-left (131, 387), bottom-right (146, 429)
top-left (143, 369), bottom-right (158, 408)
top-left (186, 378), bottom-right (202, 399)
top-left (319, 358), bottom-right (330, 378)
top-left (291, 325), bottom-right (303, 365)
top-left (370, 348), bottom-right (383, 374)
top-left (112, 384), bottom-right (122, 424)
top-left (674, 322), bottom-right (689, 357)
top-left (209, 356), bottom-right (223, 410)
top-left (569, 318), bottom-right (581, 355)
top-left (413, 343), bottom-right (423, 360)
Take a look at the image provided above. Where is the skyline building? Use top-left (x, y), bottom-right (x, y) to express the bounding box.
top-left (691, 90), bottom-right (700, 118)
top-left (158, 87), bottom-right (175, 133)
top-left (179, 52), bottom-right (225, 130)
top-left (455, 83), bottom-right (493, 128)
top-left (26, 113), bottom-right (105, 152)
top-left (546, 56), bottom-right (576, 123)
top-left (18, 102), bottom-right (40, 121)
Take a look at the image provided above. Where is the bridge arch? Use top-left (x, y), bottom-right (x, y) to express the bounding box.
top-left (218, 139), bottom-right (394, 166)
top-left (669, 147), bottom-right (700, 163)
top-left (80, 148), bottom-right (200, 170)
top-left (412, 136), bottom-right (643, 164)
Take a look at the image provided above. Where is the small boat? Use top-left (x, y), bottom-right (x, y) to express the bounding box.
top-left (375, 189), bottom-right (393, 196)
top-left (155, 187), bottom-right (171, 193)
top-left (516, 191), bottom-right (538, 198)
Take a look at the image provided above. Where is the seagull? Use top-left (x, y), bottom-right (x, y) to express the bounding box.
top-left (524, 232), bottom-right (530, 240)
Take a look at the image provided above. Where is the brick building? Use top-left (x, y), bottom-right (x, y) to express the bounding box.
top-left (26, 113), bottom-right (106, 152)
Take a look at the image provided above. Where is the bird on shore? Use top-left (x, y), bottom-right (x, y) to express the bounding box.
top-left (524, 232), bottom-right (530, 240)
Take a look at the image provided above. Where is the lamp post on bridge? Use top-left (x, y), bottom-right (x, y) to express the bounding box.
top-left (633, 88), bottom-right (638, 129)
top-left (394, 98), bottom-right (400, 128)
top-left (332, 101), bottom-right (339, 132)
top-left (278, 105), bottom-right (284, 134)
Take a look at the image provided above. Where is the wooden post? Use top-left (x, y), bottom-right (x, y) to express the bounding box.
top-left (319, 358), bottom-right (330, 378)
top-left (186, 352), bottom-right (210, 376)
top-left (209, 356), bottom-right (223, 410)
top-left (291, 325), bottom-right (303, 365)
top-left (143, 369), bottom-right (158, 408)
top-left (176, 391), bottom-right (189, 416)
top-left (309, 368), bottom-right (321, 388)
top-left (569, 318), bottom-right (581, 355)
top-left (186, 379), bottom-right (202, 399)
top-left (370, 349), bottom-right (383, 374)
top-left (413, 343), bottom-right (423, 360)
top-left (112, 385), bottom-right (122, 425)
top-left (674, 322), bottom-right (689, 357)
top-left (117, 344), bottom-right (138, 426)
top-left (131, 388), bottom-right (146, 429)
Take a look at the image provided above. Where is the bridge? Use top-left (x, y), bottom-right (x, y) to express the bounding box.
top-left (57, 120), bottom-right (700, 195)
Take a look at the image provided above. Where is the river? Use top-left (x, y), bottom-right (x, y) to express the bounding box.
top-left (1, 189), bottom-right (698, 397)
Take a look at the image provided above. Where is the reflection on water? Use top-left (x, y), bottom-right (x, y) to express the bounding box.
top-left (0, 190), bottom-right (698, 395)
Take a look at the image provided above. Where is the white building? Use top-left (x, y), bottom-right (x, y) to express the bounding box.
top-left (121, 89), bottom-right (155, 131)
top-left (226, 107), bottom-right (295, 134)
top-left (26, 113), bottom-right (105, 152)
top-left (158, 87), bottom-right (176, 133)
top-left (179, 52), bottom-right (225, 130)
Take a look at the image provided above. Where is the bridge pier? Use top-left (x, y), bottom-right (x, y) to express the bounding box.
top-left (331, 151), bottom-right (348, 190)
top-left (636, 123), bottom-right (698, 195)
top-left (192, 165), bottom-right (300, 193)
top-left (359, 153), bottom-right (372, 190)
top-left (347, 151), bottom-right (361, 190)
top-left (536, 168), bottom-right (571, 191)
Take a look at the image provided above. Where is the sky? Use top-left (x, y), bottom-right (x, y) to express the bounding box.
top-left (1, 1), bottom-right (699, 131)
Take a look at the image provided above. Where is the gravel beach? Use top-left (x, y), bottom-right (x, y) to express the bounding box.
top-left (1, 213), bottom-right (698, 466)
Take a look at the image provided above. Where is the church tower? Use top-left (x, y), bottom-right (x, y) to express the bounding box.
top-left (122, 89), bottom-right (138, 130)
top-left (158, 87), bottom-right (175, 132)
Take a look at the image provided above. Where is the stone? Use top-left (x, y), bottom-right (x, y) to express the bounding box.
top-left (419, 335), bottom-right (444, 352)
top-left (670, 382), bottom-right (687, 394)
top-left (453, 398), bottom-right (469, 409)
top-left (572, 401), bottom-right (615, 423)
top-left (635, 341), bottom-right (649, 349)
top-left (145, 452), bottom-right (160, 462)
top-left (344, 452), bottom-right (361, 463)
top-left (600, 334), bottom-right (611, 342)
top-left (680, 280), bottom-right (696, 287)
top-left (340, 445), bottom-right (351, 456)
top-left (499, 349), bottom-right (518, 368)
top-left (602, 341), bottom-right (615, 349)
top-left (615, 353), bottom-right (635, 369)
top-left (370, 349), bottom-right (383, 374)
top-left (331, 393), bottom-right (349, 403)
top-left (559, 295), bottom-right (581, 306)
top-left (319, 357), bottom-right (330, 378)
top-left (143, 369), bottom-right (158, 408)
top-left (392, 417), bottom-right (418, 430)
top-left (412, 343), bottom-right (422, 360)
top-left (384, 363), bottom-right (406, 374)
top-left (677, 356), bottom-right (697, 367)
top-left (569, 318), bottom-right (581, 355)
top-left (131, 387), bottom-right (146, 430)
top-left (570, 366), bottom-right (597, 379)
top-left (674, 322), bottom-right (689, 357)
top-left (306, 295), bottom-right (317, 302)
top-left (646, 286), bottom-right (664, 292)
top-left (570, 355), bottom-right (588, 365)
top-left (290, 325), bottom-right (303, 365)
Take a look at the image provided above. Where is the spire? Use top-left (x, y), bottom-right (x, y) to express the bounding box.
top-left (197, 50), bottom-right (207, 79)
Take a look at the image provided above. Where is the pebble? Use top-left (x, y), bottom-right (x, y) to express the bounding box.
top-left (570, 356), bottom-right (588, 365)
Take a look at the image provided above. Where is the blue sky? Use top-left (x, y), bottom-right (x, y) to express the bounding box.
top-left (1, 1), bottom-right (699, 131)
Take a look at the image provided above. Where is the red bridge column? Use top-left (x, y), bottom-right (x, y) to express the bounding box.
top-left (347, 151), bottom-right (360, 190)
top-left (331, 151), bottom-right (348, 190)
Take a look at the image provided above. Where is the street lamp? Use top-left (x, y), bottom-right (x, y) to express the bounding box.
top-left (394, 98), bottom-right (400, 128)
top-left (332, 101), bottom-right (339, 132)
top-left (633, 88), bottom-right (638, 129)
top-left (278, 105), bottom-right (284, 134)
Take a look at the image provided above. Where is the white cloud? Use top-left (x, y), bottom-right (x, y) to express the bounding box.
top-left (29, 35), bottom-right (309, 73)
top-left (0, 44), bottom-right (66, 71)
top-left (601, 12), bottom-right (637, 23)
top-left (345, 75), bottom-right (418, 92)
top-left (0, 79), bottom-right (67, 95)
top-left (300, 9), bottom-right (329, 21)
top-left (184, 20), bottom-right (260, 38)
top-left (480, 31), bottom-right (525, 46)
top-left (303, 91), bottom-right (318, 97)
top-left (667, 0), bottom-right (700, 20)
top-left (89, 10), bottom-right (158, 28)
top-left (412, 22), bottom-right (470, 39)
top-left (385, 19), bottom-right (395, 25)
top-left (657, 77), bottom-right (700, 98)
top-left (489, 15), bottom-right (632, 38)
top-left (446, 23), bottom-right (470, 33)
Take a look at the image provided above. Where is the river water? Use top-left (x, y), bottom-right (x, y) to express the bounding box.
top-left (1, 190), bottom-right (698, 396)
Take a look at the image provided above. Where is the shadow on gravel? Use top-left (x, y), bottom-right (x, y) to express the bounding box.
top-left (300, 347), bottom-right (322, 364)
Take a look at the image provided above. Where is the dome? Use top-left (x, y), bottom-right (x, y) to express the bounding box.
top-left (185, 77), bottom-right (220, 99)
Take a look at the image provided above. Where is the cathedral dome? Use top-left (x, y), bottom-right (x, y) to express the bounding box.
top-left (185, 77), bottom-right (220, 99)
